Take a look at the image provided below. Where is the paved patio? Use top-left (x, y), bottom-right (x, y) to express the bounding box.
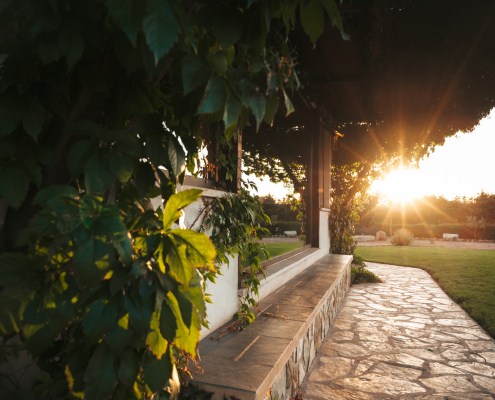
top-left (300, 262), bottom-right (495, 399)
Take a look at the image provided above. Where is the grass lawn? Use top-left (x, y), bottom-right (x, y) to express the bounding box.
top-left (355, 246), bottom-right (495, 338)
top-left (263, 242), bottom-right (304, 260)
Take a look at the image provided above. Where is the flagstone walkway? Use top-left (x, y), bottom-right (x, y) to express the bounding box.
top-left (299, 262), bottom-right (495, 399)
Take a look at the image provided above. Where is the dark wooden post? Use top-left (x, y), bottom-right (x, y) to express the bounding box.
top-left (306, 110), bottom-right (322, 248)
top-left (231, 130), bottom-right (242, 193)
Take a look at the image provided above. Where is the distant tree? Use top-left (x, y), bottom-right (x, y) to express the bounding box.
top-left (466, 216), bottom-right (486, 241)
top-left (473, 192), bottom-right (495, 223)
top-left (259, 194), bottom-right (277, 205)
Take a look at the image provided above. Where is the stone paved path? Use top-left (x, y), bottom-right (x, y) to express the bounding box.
top-left (300, 263), bottom-right (495, 399)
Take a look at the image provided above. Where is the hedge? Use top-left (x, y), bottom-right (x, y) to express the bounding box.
top-left (261, 204), bottom-right (299, 222)
top-left (354, 223), bottom-right (495, 240)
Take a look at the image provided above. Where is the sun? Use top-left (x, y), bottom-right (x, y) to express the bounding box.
top-left (372, 169), bottom-right (421, 204)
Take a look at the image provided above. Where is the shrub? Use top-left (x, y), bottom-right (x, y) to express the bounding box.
top-left (391, 228), bottom-right (415, 246)
top-left (351, 255), bottom-right (381, 283)
top-left (376, 231), bottom-right (387, 241)
top-left (351, 266), bottom-right (382, 284)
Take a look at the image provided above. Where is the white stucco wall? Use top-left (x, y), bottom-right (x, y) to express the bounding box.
top-left (151, 183), bottom-right (240, 339)
top-left (320, 209), bottom-right (330, 253)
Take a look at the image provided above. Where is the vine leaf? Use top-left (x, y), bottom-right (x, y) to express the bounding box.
top-left (23, 309), bottom-right (66, 357)
top-left (142, 347), bottom-right (177, 393)
top-left (162, 189), bottom-right (203, 230)
top-left (118, 347), bottom-right (139, 386)
top-left (166, 292), bottom-right (200, 356)
top-left (224, 88), bottom-right (242, 128)
top-left (84, 152), bottom-right (115, 194)
top-left (198, 74), bottom-right (228, 114)
top-left (143, 0), bottom-right (180, 62)
top-left (167, 243), bottom-right (195, 288)
top-left (182, 270), bottom-right (207, 319)
top-left (300, 0), bottom-right (325, 44)
top-left (250, 92), bottom-right (266, 131)
top-left (102, 214), bottom-right (132, 265)
top-left (182, 54), bottom-right (212, 94)
top-left (106, 0), bottom-right (147, 44)
top-left (283, 88), bottom-right (294, 116)
top-left (206, 6), bottom-right (242, 50)
top-left (171, 229), bottom-right (216, 271)
top-left (109, 150), bottom-right (134, 183)
top-left (82, 300), bottom-right (118, 346)
top-left (263, 94), bottom-right (279, 126)
top-left (320, 0), bottom-right (348, 39)
top-left (167, 133), bottom-right (186, 177)
top-left (159, 300), bottom-right (177, 341)
top-left (73, 238), bottom-right (113, 286)
top-left (125, 292), bottom-right (154, 336)
top-left (105, 323), bottom-right (132, 355)
top-left (146, 309), bottom-right (168, 359)
top-left (84, 342), bottom-right (118, 400)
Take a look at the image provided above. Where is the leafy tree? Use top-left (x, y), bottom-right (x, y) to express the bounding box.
top-left (466, 216), bottom-right (486, 241)
top-left (0, 0), bottom-right (345, 398)
top-left (259, 194), bottom-right (277, 205)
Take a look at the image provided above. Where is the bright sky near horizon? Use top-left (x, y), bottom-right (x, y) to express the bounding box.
top-left (245, 108), bottom-right (495, 201)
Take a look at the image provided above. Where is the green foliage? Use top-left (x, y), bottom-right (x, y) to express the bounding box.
top-left (201, 189), bottom-right (271, 322)
top-left (466, 216), bottom-right (486, 240)
top-left (1, 189), bottom-right (214, 399)
top-left (352, 254), bottom-right (366, 268)
top-left (351, 254), bottom-right (381, 284)
top-left (330, 164), bottom-right (370, 255)
top-left (391, 228), bottom-right (415, 246)
top-left (0, 0), bottom-right (344, 398)
top-left (351, 266), bottom-right (381, 284)
top-left (329, 198), bottom-right (359, 255)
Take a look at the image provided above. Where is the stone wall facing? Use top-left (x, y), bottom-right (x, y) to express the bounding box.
top-left (267, 266), bottom-right (351, 400)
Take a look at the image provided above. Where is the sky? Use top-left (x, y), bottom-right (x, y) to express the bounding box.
top-left (245, 108), bottom-right (495, 201)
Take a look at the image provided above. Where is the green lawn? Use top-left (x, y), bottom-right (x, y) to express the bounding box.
top-left (355, 246), bottom-right (495, 339)
top-left (263, 242), bottom-right (304, 260)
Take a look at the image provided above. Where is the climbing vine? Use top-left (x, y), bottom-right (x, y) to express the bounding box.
top-left (201, 187), bottom-right (271, 323)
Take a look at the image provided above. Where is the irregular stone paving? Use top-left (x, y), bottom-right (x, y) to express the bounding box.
top-left (300, 263), bottom-right (495, 399)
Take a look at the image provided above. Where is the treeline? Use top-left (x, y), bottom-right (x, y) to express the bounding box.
top-left (356, 192), bottom-right (495, 240)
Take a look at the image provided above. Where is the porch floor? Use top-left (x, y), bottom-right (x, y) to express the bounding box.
top-left (300, 262), bottom-right (495, 399)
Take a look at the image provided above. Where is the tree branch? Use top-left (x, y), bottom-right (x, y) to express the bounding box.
top-left (280, 159), bottom-right (303, 191)
top-left (344, 162), bottom-right (372, 204)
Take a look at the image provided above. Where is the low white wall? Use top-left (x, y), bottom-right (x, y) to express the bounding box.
top-left (151, 182), bottom-right (240, 339)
